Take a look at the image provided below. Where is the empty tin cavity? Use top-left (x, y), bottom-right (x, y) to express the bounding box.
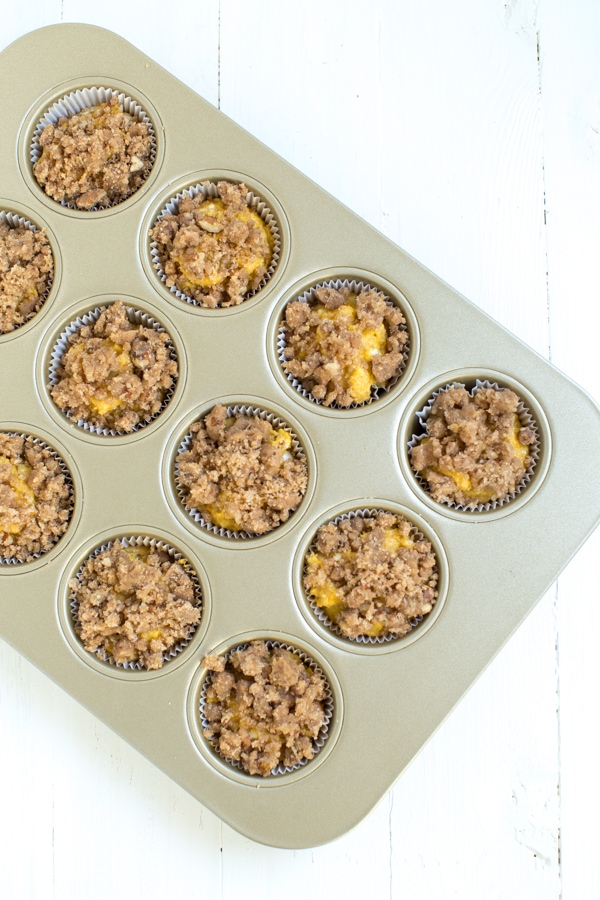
top-left (30, 87), bottom-right (156, 210)
top-left (149, 179), bottom-right (281, 308)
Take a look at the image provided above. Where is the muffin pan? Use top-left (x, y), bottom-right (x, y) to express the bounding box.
top-left (1, 24), bottom-right (600, 848)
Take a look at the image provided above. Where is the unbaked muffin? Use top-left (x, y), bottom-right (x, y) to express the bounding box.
top-left (50, 301), bottom-right (177, 433)
top-left (176, 404), bottom-right (308, 535)
top-left (71, 540), bottom-right (200, 670)
top-left (202, 640), bottom-right (329, 776)
top-left (409, 385), bottom-right (536, 508)
top-left (0, 433), bottom-right (72, 562)
top-left (33, 95), bottom-right (154, 209)
top-left (281, 284), bottom-right (408, 406)
top-left (150, 181), bottom-right (275, 308)
top-left (304, 511), bottom-right (438, 639)
top-left (0, 219), bottom-right (53, 333)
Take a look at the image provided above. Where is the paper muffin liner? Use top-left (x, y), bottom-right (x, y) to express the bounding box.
top-left (175, 404), bottom-right (307, 539)
top-left (48, 303), bottom-right (178, 436)
top-left (407, 379), bottom-right (540, 512)
top-left (0, 210), bottom-right (54, 332)
top-left (199, 639), bottom-right (334, 777)
top-left (0, 431), bottom-right (74, 565)
top-left (303, 508), bottom-right (437, 644)
top-left (30, 87), bottom-right (156, 210)
top-left (277, 279), bottom-right (410, 408)
top-left (149, 181), bottom-right (281, 307)
top-left (69, 535), bottom-right (202, 670)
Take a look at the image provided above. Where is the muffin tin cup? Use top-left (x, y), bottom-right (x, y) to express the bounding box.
top-left (407, 377), bottom-right (541, 514)
top-left (174, 403), bottom-right (309, 541)
top-left (48, 301), bottom-right (179, 437)
top-left (30, 87), bottom-right (157, 211)
top-left (67, 534), bottom-right (203, 672)
top-left (302, 507), bottom-right (438, 645)
top-left (198, 638), bottom-right (334, 778)
top-left (277, 278), bottom-right (410, 409)
top-left (0, 430), bottom-right (75, 566)
top-left (149, 180), bottom-right (281, 308)
top-left (0, 209), bottom-right (54, 333)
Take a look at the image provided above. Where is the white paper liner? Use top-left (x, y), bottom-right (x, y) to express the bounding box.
top-left (149, 181), bottom-right (281, 307)
top-left (48, 303), bottom-right (178, 436)
top-left (175, 405), bottom-right (307, 539)
top-left (277, 279), bottom-right (410, 408)
top-left (69, 535), bottom-right (202, 670)
top-left (0, 210), bottom-right (54, 331)
top-left (199, 639), bottom-right (334, 777)
top-left (303, 508), bottom-right (437, 644)
top-left (407, 379), bottom-right (541, 512)
top-left (30, 87), bottom-right (156, 210)
top-left (0, 431), bottom-right (74, 565)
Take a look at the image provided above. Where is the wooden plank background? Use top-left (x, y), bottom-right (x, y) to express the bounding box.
top-left (1, 1), bottom-right (599, 896)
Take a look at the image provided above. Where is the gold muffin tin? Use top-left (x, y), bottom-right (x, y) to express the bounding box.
top-left (1, 24), bottom-right (599, 848)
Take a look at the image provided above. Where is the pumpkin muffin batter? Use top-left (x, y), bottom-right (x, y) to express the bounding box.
top-left (410, 385), bottom-right (535, 508)
top-left (176, 404), bottom-right (307, 534)
top-left (71, 541), bottom-right (200, 670)
top-left (0, 221), bottom-right (53, 333)
top-left (33, 95), bottom-right (154, 209)
top-left (0, 433), bottom-right (71, 562)
top-left (150, 181), bottom-right (274, 307)
top-left (304, 512), bottom-right (438, 639)
top-left (202, 641), bottom-right (328, 776)
top-left (50, 301), bottom-right (177, 433)
top-left (281, 285), bottom-right (408, 406)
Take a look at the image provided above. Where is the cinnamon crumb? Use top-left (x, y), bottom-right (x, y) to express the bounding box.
top-left (33, 96), bottom-right (153, 209)
top-left (150, 181), bottom-right (274, 308)
top-left (282, 286), bottom-right (408, 406)
top-left (0, 434), bottom-right (71, 562)
top-left (202, 641), bottom-right (327, 776)
top-left (176, 404), bottom-right (307, 534)
top-left (0, 222), bottom-right (53, 333)
top-left (304, 512), bottom-right (438, 639)
top-left (71, 541), bottom-right (200, 670)
top-left (50, 301), bottom-right (177, 433)
top-left (410, 386), bottom-right (535, 507)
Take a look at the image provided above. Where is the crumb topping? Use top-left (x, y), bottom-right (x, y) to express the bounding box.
top-left (0, 222), bottom-right (53, 333)
top-left (50, 301), bottom-right (177, 433)
top-left (71, 542), bottom-right (200, 670)
top-left (33, 96), bottom-right (154, 209)
top-left (0, 434), bottom-right (71, 562)
top-left (410, 386), bottom-right (535, 507)
top-left (202, 641), bottom-right (328, 776)
top-left (176, 404), bottom-right (308, 534)
top-left (304, 512), bottom-right (438, 639)
top-left (150, 181), bottom-right (274, 308)
top-left (281, 286), bottom-right (408, 406)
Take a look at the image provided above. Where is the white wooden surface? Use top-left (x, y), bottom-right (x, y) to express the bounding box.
top-left (1, 1), bottom-right (599, 896)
